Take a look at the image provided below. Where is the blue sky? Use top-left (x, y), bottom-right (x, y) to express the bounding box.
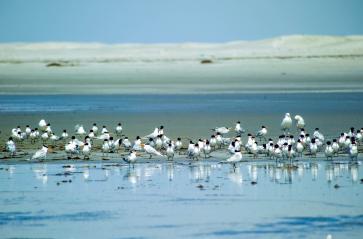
top-left (0, 0), bottom-right (362, 43)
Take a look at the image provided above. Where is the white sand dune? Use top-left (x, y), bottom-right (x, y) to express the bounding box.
top-left (1, 35), bottom-right (363, 63)
top-left (0, 35), bottom-right (363, 94)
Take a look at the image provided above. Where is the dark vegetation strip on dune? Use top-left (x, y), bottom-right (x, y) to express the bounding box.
top-left (0, 54), bottom-right (363, 65)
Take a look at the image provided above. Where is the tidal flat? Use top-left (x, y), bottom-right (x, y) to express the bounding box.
top-left (0, 93), bottom-right (363, 238)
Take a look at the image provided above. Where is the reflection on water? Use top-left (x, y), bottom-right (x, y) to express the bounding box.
top-left (189, 162), bottom-right (212, 182)
top-left (0, 160), bottom-right (362, 239)
top-left (32, 164), bottom-right (48, 185)
top-left (2, 161), bottom-right (361, 186)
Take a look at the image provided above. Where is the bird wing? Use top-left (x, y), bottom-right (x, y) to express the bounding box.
top-left (32, 150), bottom-right (44, 159)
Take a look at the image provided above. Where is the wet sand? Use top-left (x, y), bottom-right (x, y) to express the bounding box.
top-left (1, 58), bottom-right (363, 94)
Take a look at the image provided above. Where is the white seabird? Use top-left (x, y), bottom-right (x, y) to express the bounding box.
top-left (115, 123), bottom-right (123, 136)
top-left (226, 150), bottom-right (242, 163)
top-left (294, 115), bottom-right (305, 129)
top-left (123, 151), bottom-right (137, 164)
top-left (142, 143), bottom-right (164, 159)
top-left (213, 127), bottom-right (231, 135)
top-left (234, 121), bottom-right (246, 134)
top-left (281, 113), bottom-right (292, 134)
top-left (30, 145), bottom-right (48, 161)
top-left (5, 137), bottom-right (16, 157)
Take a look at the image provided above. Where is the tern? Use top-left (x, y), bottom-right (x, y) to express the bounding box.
top-left (234, 121), bottom-right (246, 135)
top-left (166, 144), bottom-right (174, 160)
top-left (273, 145), bottom-right (282, 162)
top-left (203, 140), bottom-right (211, 158)
top-left (122, 137), bottom-right (132, 149)
top-left (75, 125), bottom-right (86, 135)
top-left (45, 123), bottom-right (52, 134)
top-left (175, 138), bottom-right (183, 154)
top-left (30, 145), bottom-right (48, 161)
top-left (332, 139), bottom-right (340, 156)
top-left (82, 143), bottom-right (91, 159)
top-left (158, 125), bottom-right (164, 135)
top-left (101, 126), bottom-right (108, 134)
top-left (5, 137), bottom-right (16, 158)
top-left (191, 144), bottom-right (200, 160)
top-left (324, 141), bottom-right (334, 160)
top-left (142, 143), bottom-right (164, 159)
top-left (39, 119), bottom-right (47, 130)
top-left (213, 126), bottom-right (231, 135)
top-left (349, 141), bottom-right (358, 160)
top-left (226, 150), bottom-right (242, 163)
top-left (25, 125), bottom-right (32, 136)
top-left (309, 138), bottom-right (318, 157)
top-left (115, 123), bottom-right (123, 136)
top-left (256, 126), bottom-right (268, 141)
top-left (296, 139), bottom-right (304, 157)
top-left (102, 139), bottom-right (110, 157)
top-left (123, 151), bottom-right (137, 164)
top-left (210, 135), bottom-right (217, 150)
top-left (313, 128), bottom-right (325, 142)
top-left (92, 123), bottom-right (98, 135)
top-left (60, 129), bottom-right (69, 140)
top-left (144, 128), bottom-right (159, 139)
top-left (187, 141), bottom-right (195, 158)
top-left (132, 136), bottom-right (142, 151)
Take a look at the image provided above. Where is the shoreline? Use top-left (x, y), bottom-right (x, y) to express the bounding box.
top-left (0, 154), bottom-right (361, 165)
top-left (2, 89), bottom-right (363, 95)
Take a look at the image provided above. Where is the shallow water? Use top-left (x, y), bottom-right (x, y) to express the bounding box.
top-left (0, 93), bottom-right (362, 141)
top-left (0, 93), bottom-right (363, 238)
top-left (0, 160), bottom-right (362, 239)
top-left (1, 93), bottom-right (362, 113)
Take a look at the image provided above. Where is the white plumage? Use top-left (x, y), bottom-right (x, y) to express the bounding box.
top-left (281, 113), bottom-right (292, 132)
top-left (144, 128), bottom-right (159, 139)
top-left (31, 146), bottom-right (48, 160)
top-left (144, 144), bottom-right (164, 158)
top-left (124, 151), bottom-right (137, 163)
top-left (226, 151), bottom-right (242, 162)
top-left (213, 127), bottom-right (231, 135)
top-left (294, 115), bottom-right (305, 129)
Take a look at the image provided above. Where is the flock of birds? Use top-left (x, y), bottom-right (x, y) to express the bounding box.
top-left (3, 113), bottom-right (362, 163)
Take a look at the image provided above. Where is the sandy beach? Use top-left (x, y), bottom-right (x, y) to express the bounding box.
top-left (0, 36), bottom-right (363, 95)
top-left (1, 36), bottom-right (363, 239)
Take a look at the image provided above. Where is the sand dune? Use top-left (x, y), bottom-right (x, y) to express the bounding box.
top-left (0, 35), bottom-right (363, 94)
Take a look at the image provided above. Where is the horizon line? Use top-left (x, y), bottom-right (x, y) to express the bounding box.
top-left (1, 34), bottom-right (363, 45)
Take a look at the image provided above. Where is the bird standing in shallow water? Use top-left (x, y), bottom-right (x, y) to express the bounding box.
top-left (325, 141), bottom-right (334, 160)
top-left (123, 151), bottom-right (137, 164)
top-left (82, 143), bottom-right (91, 160)
top-left (30, 145), bottom-right (48, 161)
top-left (5, 137), bottom-right (16, 158)
top-left (281, 113), bottom-right (292, 135)
top-left (166, 144), bottom-right (174, 160)
top-left (349, 141), bottom-right (358, 160)
top-left (226, 150), bottom-right (242, 163)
